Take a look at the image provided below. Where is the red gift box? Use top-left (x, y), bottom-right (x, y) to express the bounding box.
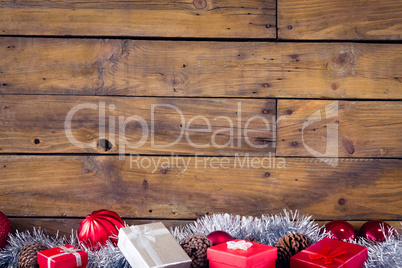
top-left (207, 239), bottom-right (277, 268)
top-left (37, 245), bottom-right (88, 268)
top-left (290, 238), bottom-right (368, 268)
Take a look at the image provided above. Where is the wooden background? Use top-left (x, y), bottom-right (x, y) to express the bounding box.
top-left (0, 0), bottom-right (401, 234)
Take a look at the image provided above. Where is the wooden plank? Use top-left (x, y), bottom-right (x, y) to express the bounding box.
top-left (0, 95), bottom-right (275, 155)
top-left (317, 221), bottom-right (401, 233)
top-left (9, 218), bottom-right (193, 236)
top-left (9, 218), bottom-right (401, 236)
top-left (278, 0), bottom-right (402, 40)
top-left (277, 100), bottom-right (402, 158)
top-left (1, 155), bottom-right (400, 220)
top-left (0, 0), bottom-right (275, 38)
top-left (0, 0), bottom-right (271, 9)
top-left (1, 38), bottom-right (401, 99)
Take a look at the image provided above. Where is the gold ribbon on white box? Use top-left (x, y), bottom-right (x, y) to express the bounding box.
top-left (47, 246), bottom-right (82, 267)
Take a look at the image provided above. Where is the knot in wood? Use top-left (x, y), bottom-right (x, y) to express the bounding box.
top-left (193, 0), bottom-right (207, 9)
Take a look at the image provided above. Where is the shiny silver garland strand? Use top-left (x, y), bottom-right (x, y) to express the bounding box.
top-left (171, 210), bottom-right (326, 245)
top-left (357, 224), bottom-right (401, 268)
top-left (0, 211), bottom-right (400, 267)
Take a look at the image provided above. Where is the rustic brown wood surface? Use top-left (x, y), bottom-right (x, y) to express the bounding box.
top-left (278, 0), bottom-right (402, 40)
top-left (1, 38), bottom-right (401, 99)
top-left (1, 155), bottom-right (400, 220)
top-left (9, 218), bottom-right (401, 236)
top-left (9, 218), bottom-right (193, 236)
top-left (0, 0), bottom-right (275, 38)
top-left (0, 95), bottom-right (275, 155)
top-left (277, 100), bottom-right (402, 158)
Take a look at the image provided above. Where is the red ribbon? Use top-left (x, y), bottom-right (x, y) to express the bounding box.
top-left (307, 243), bottom-right (349, 265)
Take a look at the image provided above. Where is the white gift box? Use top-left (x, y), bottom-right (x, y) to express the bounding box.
top-left (118, 222), bottom-right (192, 268)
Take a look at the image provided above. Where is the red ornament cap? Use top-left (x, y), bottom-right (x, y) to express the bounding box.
top-left (207, 230), bottom-right (233, 246)
top-left (78, 210), bottom-right (124, 250)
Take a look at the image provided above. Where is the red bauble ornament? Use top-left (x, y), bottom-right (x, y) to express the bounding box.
top-left (359, 220), bottom-right (393, 242)
top-left (206, 230), bottom-right (233, 246)
top-left (0, 211), bottom-right (12, 248)
top-left (324, 220), bottom-right (357, 241)
top-left (78, 210), bottom-right (124, 249)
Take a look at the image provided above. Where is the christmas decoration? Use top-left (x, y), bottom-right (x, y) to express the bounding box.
top-left (290, 237), bottom-right (368, 267)
top-left (172, 211), bottom-right (325, 246)
top-left (37, 244), bottom-right (88, 268)
top-left (181, 235), bottom-right (212, 268)
top-left (207, 239), bottom-right (277, 267)
top-left (118, 222), bottom-right (191, 268)
top-left (206, 231), bottom-right (233, 246)
top-left (0, 228), bottom-right (68, 268)
top-left (78, 210), bottom-right (124, 250)
top-left (324, 220), bottom-right (357, 241)
top-left (17, 242), bottom-right (48, 268)
top-left (358, 230), bottom-right (401, 268)
top-left (0, 211), bottom-right (12, 249)
top-left (244, 236), bottom-right (259, 243)
top-left (275, 232), bottom-right (310, 266)
top-left (0, 211), bottom-right (400, 268)
top-left (359, 220), bottom-right (393, 242)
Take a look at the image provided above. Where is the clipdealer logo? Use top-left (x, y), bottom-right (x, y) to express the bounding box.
top-left (129, 153), bottom-right (286, 174)
top-left (301, 101), bottom-right (339, 167)
top-left (64, 101), bottom-right (275, 158)
top-left (64, 101), bottom-right (339, 170)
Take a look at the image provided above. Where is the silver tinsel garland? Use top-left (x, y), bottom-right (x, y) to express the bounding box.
top-left (171, 210), bottom-right (326, 245)
top-left (0, 210), bottom-right (400, 267)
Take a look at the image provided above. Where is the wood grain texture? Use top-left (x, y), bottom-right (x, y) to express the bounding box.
top-left (10, 218), bottom-right (193, 236)
top-left (318, 221), bottom-right (401, 233)
top-left (278, 0), bottom-right (402, 40)
top-left (1, 38), bottom-right (401, 99)
top-left (0, 0), bottom-right (272, 9)
top-left (1, 156), bottom-right (400, 220)
top-left (0, 0), bottom-right (275, 38)
top-left (0, 95), bottom-right (275, 155)
top-left (277, 100), bottom-right (402, 158)
top-left (9, 218), bottom-right (401, 236)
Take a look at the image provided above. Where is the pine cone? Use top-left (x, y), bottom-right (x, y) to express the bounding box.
top-left (18, 242), bottom-right (48, 268)
top-left (244, 236), bottom-right (259, 243)
top-left (181, 235), bottom-right (212, 268)
top-left (275, 233), bottom-right (310, 266)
